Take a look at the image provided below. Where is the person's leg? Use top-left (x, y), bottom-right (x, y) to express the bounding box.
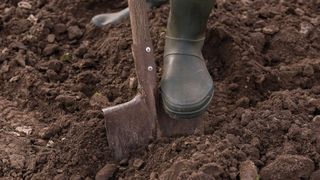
top-left (161, 0), bottom-right (214, 119)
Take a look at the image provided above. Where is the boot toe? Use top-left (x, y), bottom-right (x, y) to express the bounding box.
top-left (161, 54), bottom-right (214, 119)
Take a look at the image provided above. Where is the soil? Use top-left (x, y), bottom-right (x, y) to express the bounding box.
top-left (0, 0), bottom-right (319, 179)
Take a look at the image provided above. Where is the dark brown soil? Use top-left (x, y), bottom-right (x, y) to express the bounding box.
top-left (0, 0), bottom-right (320, 179)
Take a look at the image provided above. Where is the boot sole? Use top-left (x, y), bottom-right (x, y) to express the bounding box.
top-left (162, 91), bottom-right (214, 119)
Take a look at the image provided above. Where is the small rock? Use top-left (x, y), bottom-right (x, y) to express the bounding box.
top-left (75, 45), bottom-right (88, 57)
top-left (18, 1), bottom-right (32, 9)
top-left (313, 116), bottom-right (320, 123)
top-left (311, 169), bottom-right (320, 180)
top-left (46, 140), bottom-right (55, 148)
top-left (55, 95), bottom-right (78, 112)
top-left (300, 22), bottom-right (313, 35)
top-left (75, 59), bottom-right (97, 69)
top-left (236, 97), bottom-right (250, 107)
top-left (55, 95), bottom-right (77, 106)
top-left (1, 63), bottom-right (10, 73)
top-left (311, 86), bottom-right (320, 94)
top-left (258, 7), bottom-right (276, 18)
top-left (46, 69), bottom-right (59, 82)
top-left (129, 77), bottom-right (138, 90)
top-left (249, 32), bottom-right (266, 52)
top-left (263, 25), bottom-right (279, 35)
top-left (12, 41), bottom-right (27, 50)
top-left (27, 14), bottom-right (38, 24)
top-left (9, 154), bottom-right (25, 169)
top-left (2, 158), bottom-right (9, 164)
top-left (121, 70), bottom-right (129, 79)
top-left (54, 23), bottom-right (67, 34)
top-left (60, 52), bottom-right (73, 62)
top-left (90, 93), bottom-right (109, 107)
top-left (9, 76), bottom-right (20, 82)
top-left (294, 8), bottom-right (305, 16)
top-left (95, 164), bottom-right (117, 180)
top-left (133, 159), bottom-right (145, 169)
top-left (260, 155), bottom-right (315, 180)
top-left (119, 158), bottom-right (129, 166)
top-left (70, 174), bottom-right (82, 180)
top-left (53, 173), bottom-right (68, 180)
top-left (8, 131), bottom-right (20, 137)
top-left (15, 51), bottom-right (26, 67)
top-left (303, 64), bottom-right (314, 77)
top-left (15, 126), bottom-right (32, 136)
top-left (26, 158), bottom-right (37, 171)
top-left (57, 169), bottom-right (64, 173)
top-left (160, 160), bottom-right (195, 180)
top-left (239, 160), bottom-right (258, 180)
top-left (43, 44), bottom-right (59, 56)
top-left (311, 17), bottom-right (320, 26)
top-left (36, 0), bottom-right (47, 8)
top-left (200, 162), bottom-right (223, 178)
top-left (47, 59), bottom-right (63, 72)
top-left (226, 134), bottom-right (240, 145)
top-left (39, 125), bottom-right (62, 139)
top-left (68, 25), bottom-right (83, 40)
top-left (118, 39), bottom-right (129, 50)
top-left (47, 34), bottom-right (56, 43)
top-left (77, 71), bottom-right (99, 84)
top-left (150, 172), bottom-right (158, 180)
top-left (189, 172), bottom-right (215, 180)
top-left (228, 83), bottom-right (239, 91)
top-left (33, 139), bottom-right (47, 146)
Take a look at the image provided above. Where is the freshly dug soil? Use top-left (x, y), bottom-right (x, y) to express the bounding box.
top-left (0, 0), bottom-right (320, 179)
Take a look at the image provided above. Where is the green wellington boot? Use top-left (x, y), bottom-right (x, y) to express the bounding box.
top-left (160, 0), bottom-right (214, 119)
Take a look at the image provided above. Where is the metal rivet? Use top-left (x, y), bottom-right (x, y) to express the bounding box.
top-left (146, 47), bottom-right (151, 53)
top-left (148, 66), bottom-right (153, 71)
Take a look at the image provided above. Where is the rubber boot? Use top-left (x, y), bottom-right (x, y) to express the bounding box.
top-left (160, 0), bottom-right (214, 119)
top-left (147, 0), bottom-right (167, 7)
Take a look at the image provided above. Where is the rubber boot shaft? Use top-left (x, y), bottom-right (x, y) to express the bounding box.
top-left (147, 0), bottom-right (167, 7)
top-left (167, 0), bottom-right (214, 39)
top-left (161, 0), bottom-right (214, 119)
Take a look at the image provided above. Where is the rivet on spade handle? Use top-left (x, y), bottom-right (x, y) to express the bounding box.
top-left (146, 47), bottom-right (151, 53)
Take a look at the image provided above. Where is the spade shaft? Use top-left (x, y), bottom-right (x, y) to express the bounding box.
top-left (102, 0), bottom-right (157, 159)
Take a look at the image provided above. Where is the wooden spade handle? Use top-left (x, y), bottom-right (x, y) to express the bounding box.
top-left (129, 0), bottom-right (153, 45)
top-left (128, 0), bottom-right (157, 107)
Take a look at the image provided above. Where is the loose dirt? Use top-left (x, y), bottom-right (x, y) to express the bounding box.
top-left (0, 0), bottom-right (319, 179)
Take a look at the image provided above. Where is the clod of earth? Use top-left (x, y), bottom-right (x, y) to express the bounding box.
top-left (239, 160), bottom-right (258, 180)
top-left (260, 155), bottom-right (315, 180)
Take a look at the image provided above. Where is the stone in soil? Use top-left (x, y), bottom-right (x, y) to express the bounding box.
top-left (239, 160), bottom-right (258, 180)
top-left (68, 25), bottom-right (83, 40)
top-left (95, 164), bottom-right (117, 180)
top-left (47, 34), bottom-right (56, 43)
top-left (133, 158), bottom-right (145, 169)
top-left (311, 169), bottom-right (320, 180)
top-left (89, 93), bottom-right (109, 107)
top-left (199, 162), bottom-right (224, 178)
top-left (189, 172), bottom-right (215, 180)
top-left (47, 59), bottom-right (63, 72)
top-left (160, 160), bottom-right (195, 180)
top-left (54, 23), bottom-right (67, 34)
top-left (43, 44), bottom-right (59, 56)
top-left (260, 155), bottom-right (315, 180)
top-left (9, 154), bottom-right (26, 169)
top-left (262, 25), bottom-right (280, 35)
